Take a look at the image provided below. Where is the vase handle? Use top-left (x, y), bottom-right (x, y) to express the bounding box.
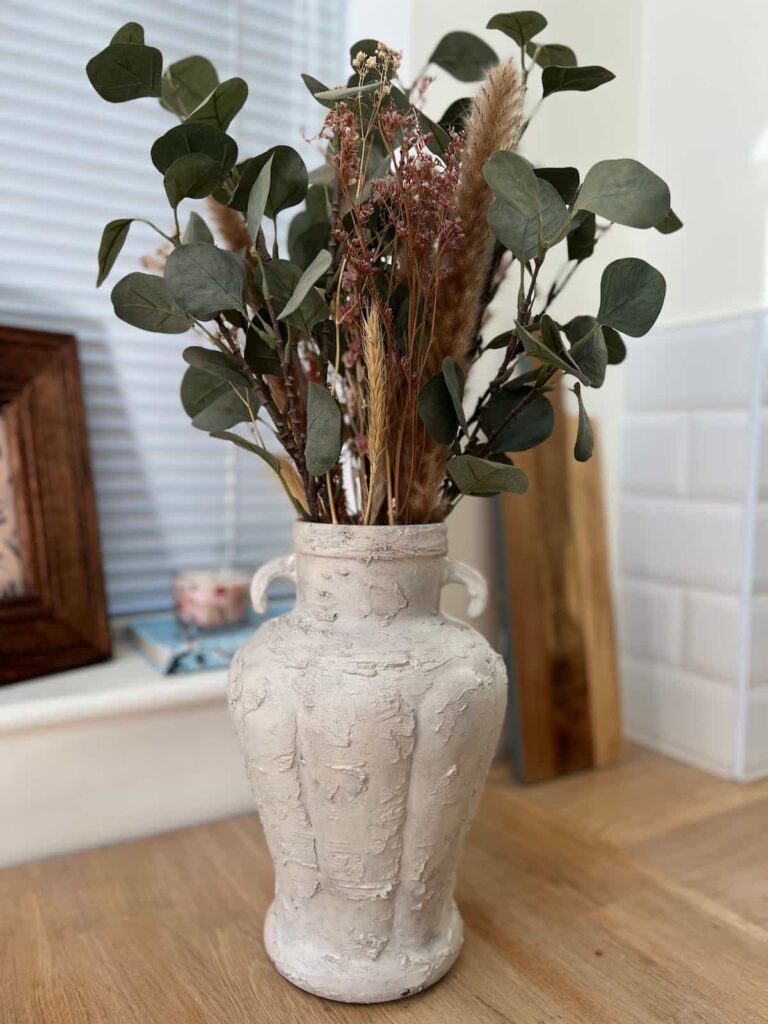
top-left (251, 554), bottom-right (297, 613)
top-left (442, 559), bottom-right (488, 619)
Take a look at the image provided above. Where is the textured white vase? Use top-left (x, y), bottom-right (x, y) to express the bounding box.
top-left (228, 523), bottom-right (507, 1003)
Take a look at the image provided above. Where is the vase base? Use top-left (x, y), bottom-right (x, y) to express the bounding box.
top-left (263, 902), bottom-right (464, 1004)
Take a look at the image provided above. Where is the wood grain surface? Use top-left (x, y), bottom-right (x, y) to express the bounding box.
top-left (501, 398), bottom-right (622, 781)
top-left (3, 744), bottom-right (768, 1023)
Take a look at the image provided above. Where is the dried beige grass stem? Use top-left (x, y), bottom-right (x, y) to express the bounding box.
top-left (206, 198), bottom-right (252, 253)
top-left (362, 307), bottom-right (387, 524)
top-left (400, 59), bottom-right (525, 524)
top-left (431, 59), bottom-right (525, 373)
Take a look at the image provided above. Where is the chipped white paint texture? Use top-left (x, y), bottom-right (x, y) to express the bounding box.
top-left (228, 524), bottom-right (507, 1003)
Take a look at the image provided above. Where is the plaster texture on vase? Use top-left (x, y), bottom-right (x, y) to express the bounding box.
top-left (228, 523), bottom-right (507, 1003)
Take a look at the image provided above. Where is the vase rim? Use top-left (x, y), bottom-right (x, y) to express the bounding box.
top-left (292, 521), bottom-right (447, 559)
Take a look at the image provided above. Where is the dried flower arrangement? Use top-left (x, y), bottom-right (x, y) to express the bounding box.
top-left (87, 12), bottom-right (680, 526)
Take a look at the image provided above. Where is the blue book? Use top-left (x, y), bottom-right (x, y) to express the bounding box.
top-left (127, 601), bottom-right (293, 675)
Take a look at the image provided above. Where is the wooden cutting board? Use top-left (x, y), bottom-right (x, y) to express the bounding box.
top-left (499, 390), bottom-right (622, 782)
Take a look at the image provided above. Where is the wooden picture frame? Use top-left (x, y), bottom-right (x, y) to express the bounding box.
top-left (0, 326), bottom-right (110, 684)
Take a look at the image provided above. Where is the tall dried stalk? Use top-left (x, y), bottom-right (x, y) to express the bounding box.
top-left (362, 307), bottom-right (387, 524)
top-left (401, 59), bottom-right (525, 523)
top-left (206, 198), bottom-right (252, 253)
top-left (432, 59), bottom-right (525, 372)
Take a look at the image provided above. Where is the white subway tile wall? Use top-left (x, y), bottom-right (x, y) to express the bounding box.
top-left (749, 333), bottom-right (768, 775)
top-left (618, 311), bottom-right (766, 778)
top-left (688, 412), bottom-right (752, 500)
top-left (618, 579), bottom-right (683, 666)
top-left (621, 658), bottom-right (738, 776)
top-left (752, 598), bottom-right (768, 688)
top-left (683, 591), bottom-right (742, 684)
top-left (620, 415), bottom-right (686, 495)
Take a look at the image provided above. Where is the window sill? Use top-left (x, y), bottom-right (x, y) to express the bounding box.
top-left (0, 642), bottom-right (228, 733)
top-left (0, 641), bottom-right (246, 869)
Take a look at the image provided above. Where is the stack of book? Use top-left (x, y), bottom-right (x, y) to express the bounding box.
top-left (127, 601), bottom-right (293, 675)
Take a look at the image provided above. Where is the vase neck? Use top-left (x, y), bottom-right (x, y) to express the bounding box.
top-left (292, 523), bottom-right (447, 622)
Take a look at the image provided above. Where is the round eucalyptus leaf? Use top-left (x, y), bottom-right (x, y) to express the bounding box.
top-left (164, 243), bottom-right (247, 320)
top-left (597, 257), bottom-right (666, 337)
top-left (572, 383), bottom-right (594, 462)
top-left (655, 208), bottom-right (683, 234)
top-left (486, 11), bottom-right (547, 45)
top-left (182, 346), bottom-right (249, 385)
top-left (565, 316), bottom-right (608, 387)
top-left (603, 325), bottom-right (627, 364)
top-left (277, 249), bottom-right (331, 322)
top-left (483, 151), bottom-right (541, 216)
top-left (417, 372), bottom-right (459, 444)
top-left (314, 81), bottom-right (381, 102)
top-left (416, 110), bottom-right (452, 157)
top-left (111, 22), bottom-right (144, 44)
top-left (534, 166), bottom-right (579, 205)
top-left (487, 179), bottom-right (567, 261)
top-left (163, 152), bottom-right (222, 207)
top-left (429, 31), bottom-right (498, 82)
top-left (151, 122), bottom-right (237, 175)
top-left (442, 356), bottom-right (468, 434)
top-left (244, 327), bottom-right (282, 376)
top-left (261, 258), bottom-right (328, 332)
top-left (288, 197), bottom-right (331, 270)
top-left (302, 73), bottom-right (337, 109)
top-left (180, 366), bottom-right (250, 431)
top-left (439, 96), bottom-right (472, 131)
top-left (246, 155), bottom-right (274, 240)
top-left (181, 211), bottom-right (214, 245)
top-left (526, 41), bottom-right (576, 68)
top-left (111, 272), bottom-right (192, 333)
top-left (486, 330), bottom-right (515, 351)
top-left (86, 42), bottom-right (162, 102)
top-left (542, 65), bottom-right (615, 97)
top-left (305, 383), bottom-right (342, 476)
top-left (567, 210), bottom-right (596, 261)
top-left (483, 387), bottom-right (554, 452)
top-left (96, 218), bottom-right (132, 287)
top-left (231, 146), bottom-right (308, 217)
top-left (516, 318), bottom-right (590, 384)
top-left (186, 77), bottom-right (248, 131)
top-left (447, 454), bottom-right (529, 496)
top-left (160, 55), bottom-right (218, 117)
top-left (575, 158), bottom-right (670, 229)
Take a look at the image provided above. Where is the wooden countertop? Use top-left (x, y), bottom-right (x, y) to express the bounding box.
top-left (3, 744), bottom-right (768, 1023)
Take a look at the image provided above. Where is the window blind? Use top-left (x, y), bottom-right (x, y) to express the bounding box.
top-left (0, 0), bottom-right (346, 614)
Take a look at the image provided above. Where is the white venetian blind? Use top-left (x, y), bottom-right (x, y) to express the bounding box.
top-left (0, 0), bottom-right (346, 614)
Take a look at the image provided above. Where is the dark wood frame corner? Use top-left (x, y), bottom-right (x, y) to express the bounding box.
top-left (0, 326), bottom-right (110, 684)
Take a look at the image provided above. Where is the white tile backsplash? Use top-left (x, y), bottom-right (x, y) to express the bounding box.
top-left (744, 687), bottom-right (768, 779)
top-left (621, 498), bottom-right (745, 592)
top-left (618, 579), bottom-right (683, 665)
top-left (683, 591), bottom-right (742, 685)
top-left (620, 416), bottom-right (686, 495)
top-left (688, 411), bottom-right (752, 500)
top-left (759, 412), bottom-right (768, 500)
top-left (752, 597), bottom-right (768, 688)
top-left (624, 314), bottom-right (758, 413)
top-left (756, 504), bottom-right (768, 591)
top-left (621, 658), bottom-right (738, 777)
top-left (618, 311), bottom-right (765, 779)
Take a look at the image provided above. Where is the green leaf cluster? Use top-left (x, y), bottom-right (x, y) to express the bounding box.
top-left (85, 11), bottom-right (683, 514)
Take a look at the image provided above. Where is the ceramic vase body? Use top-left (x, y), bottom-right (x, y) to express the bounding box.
top-left (228, 523), bottom-right (507, 1003)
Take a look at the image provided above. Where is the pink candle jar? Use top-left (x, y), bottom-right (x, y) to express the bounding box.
top-left (173, 569), bottom-right (251, 630)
